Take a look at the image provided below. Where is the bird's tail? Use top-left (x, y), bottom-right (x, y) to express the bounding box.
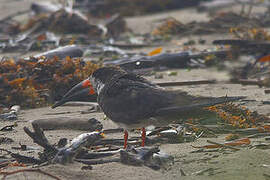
top-left (155, 96), bottom-right (245, 116)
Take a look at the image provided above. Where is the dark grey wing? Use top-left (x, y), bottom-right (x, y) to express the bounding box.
top-left (154, 94), bottom-right (245, 118)
top-left (98, 78), bottom-right (172, 124)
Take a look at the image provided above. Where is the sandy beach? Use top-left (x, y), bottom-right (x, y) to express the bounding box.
top-left (1, 0), bottom-right (270, 179)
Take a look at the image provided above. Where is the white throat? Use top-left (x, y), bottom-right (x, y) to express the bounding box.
top-left (96, 80), bottom-right (105, 94)
top-left (90, 77), bottom-right (104, 95)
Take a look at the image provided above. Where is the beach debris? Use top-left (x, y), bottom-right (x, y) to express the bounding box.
top-left (0, 137), bottom-right (14, 144)
top-left (0, 148), bottom-right (41, 165)
top-left (20, 9), bottom-right (102, 35)
top-left (31, 2), bottom-right (62, 15)
top-left (213, 34), bottom-right (270, 87)
top-left (0, 56), bottom-right (99, 108)
top-left (167, 71), bottom-right (178, 76)
top-left (53, 131), bottom-right (103, 164)
top-left (120, 146), bottom-right (174, 170)
top-left (152, 12), bottom-right (264, 37)
top-left (155, 79), bottom-right (217, 87)
top-left (197, 0), bottom-right (267, 14)
top-left (77, 0), bottom-right (202, 17)
top-left (0, 168), bottom-right (62, 180)
top-left (192, 167), bottom-right (220, 176)
top-left (206, 103), bottom-right (270, 129)
top-left (103, 14), bottom-right (127, 38)
top-left (225, 134), bottom-right (240, 141)
top-left (0, 3), bottom-right (129, 54)
top-left (23, 124), bottom-right (105, 165)
top-left (104, 50), bottom-right (230, 71)
top-left (24, 124), bottom-right (58, 158)
top-left (12, 144), bottom-right (40, 151)
top-left (31, 117), bottom-right (103, 131)
top-left (191, 138), bottom-right (250, 150)
top-left (53, 101), bottom-right (99, 108)
top-left (148, 47), bottom-right (163, 56)
top-left (198, 0), bottom-right (239, 12)
top-left (0, 105), bottom-right (20, 121)
top-left (103, 51), bottom-right (192, 70)
top-left (0, 124), bottom-right (17, 132)
top-left (213, 39), bottom-right (270, 54)
top-left (265, 89), bottom-right (270, 94)
top-left (252, 142), bottom-right (270, 150)
top-left (31, 45), bottom-right (84, 60)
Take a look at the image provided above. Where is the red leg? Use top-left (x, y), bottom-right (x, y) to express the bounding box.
top-left (124, 130), bottom-right (128, 149)
top-left (141, 127), bottom-right (146, 147)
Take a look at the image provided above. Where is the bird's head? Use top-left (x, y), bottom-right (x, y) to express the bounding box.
top-left (52, 66), bottom-right (125, 108)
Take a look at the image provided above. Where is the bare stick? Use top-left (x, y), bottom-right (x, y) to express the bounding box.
top-left (75, 158), bottom-right (120, 165)
top-left (207, 140), bottom-right (240, 151)
top-left (265, 89), bottom-right (270, 94)
top-left (103, 128), bottom-right (124, 134)
top-left (230, 79), bottom-right (261, 86)
top-left (247, 133), bottom-right (270, 138)
top-left (156, 80), bottom-right (216, 87)
top-left (23, 124), bottom-right (57, 153)
top-left (0, 168), bottom-right (62, 180)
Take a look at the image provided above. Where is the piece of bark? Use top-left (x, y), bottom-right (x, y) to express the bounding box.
top-left (32, 45), bottom-right (83, 59)
top-left (120, 146), bottom-right (173, 170)
top-left (23, 124), bottom-right (57, 153)
top-left (104, 50), bottom-right (230, 71)
top-left (155, 80), bottom-right (216, 87)
top-left (31, 2), bottom-right (61, 15)
top-left (31, 117), bottom-right (103, 131)
top-left (265, 89), bottom-right (270, 94)
top-left (10, 153), bottom-right (42, 164)
top-left (53, 132), bottom-right (103, 164)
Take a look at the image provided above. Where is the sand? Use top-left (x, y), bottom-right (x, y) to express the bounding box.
top-left (1, 1), bottom-right (270, 180)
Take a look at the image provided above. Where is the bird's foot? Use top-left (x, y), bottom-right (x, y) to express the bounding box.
top-left (141, 127), bottom-right (146, 147)
top-left (124, 130), bottom-right (128, 149)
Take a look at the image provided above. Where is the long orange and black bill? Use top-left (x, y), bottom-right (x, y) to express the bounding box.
top-left (51, 78), bottom-right (97, 109)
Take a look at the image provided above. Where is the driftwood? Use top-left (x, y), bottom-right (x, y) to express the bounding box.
top-left (76, 146), bottom-right (174, 170)
top-left (24, 124), bottom-right (57, 153)
top-left (156, 80), bottom-right (216, 87)
top-left (104, 50), bottom-right (230, 71)
top-left (76, 150), bottom-right (120, 160)
top-left (0, 168), bottom-right (62, 180)
top-left (120, 146), bottom-right (174, 170)
top-left (230, 79), bottom-right (264, 86)
top-left (265, 89), bottom-right (270, 94)
top-left (24, 124), bottom-right (105, 165)
top-left (10, 153), bottom-right (42, 164)
top-left (0, 105), bottom-right (20, 121)
top-left (31, 45), bottom-right (84, 59)
top-left (198, 0), bottom-right (238, 12)
top-left (0, 148), bottom-right (41, 164)
top-left (31, 117), bottom-right (103, 131)
top-left (31, 2), bottom-right (61, 15)
top-left (107, 43), bottom-right (155, 49)
top-left (213, 40), bottom-right (270, 54)
top-left (21, 123), bottom-right (176, 170)
top-left (53, 132), bottom-right (103, 164)
top-left (103, 128), bottom-right (124, 134)
top-left (75, 0), bottom-right (202, 17)
top-left (75, 158), bottom-right (120, 165)
top-left (206, 140), bottom-right (240, 151)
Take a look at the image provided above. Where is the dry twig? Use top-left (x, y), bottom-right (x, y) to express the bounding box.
top-left (0, 168), bottom-right (61, 180)
top-left (156, 80), bottom-right (216, 87)
top-left (207, 140), bottom-right (240, 151)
